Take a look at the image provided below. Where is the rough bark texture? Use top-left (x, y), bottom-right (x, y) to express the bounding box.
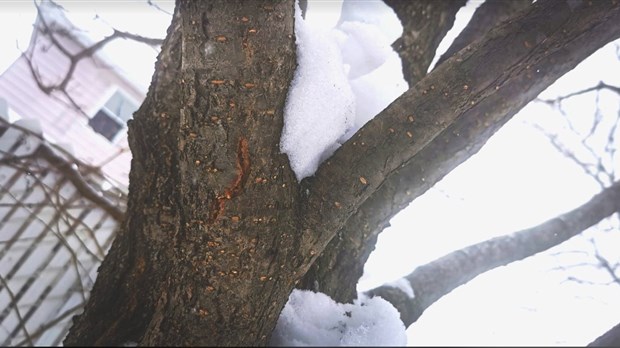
top-left (301, 0), bottom-right (620, 303)
top-left (65, 1), bottom-right (300, 346)
top-left (368, 180), bottom-right (620, 326)
top-left (63, 0), bottom-right (620, 346)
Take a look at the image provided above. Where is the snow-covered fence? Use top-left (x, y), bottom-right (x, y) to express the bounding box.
top-left (0, 117), bottom-right (126, 346)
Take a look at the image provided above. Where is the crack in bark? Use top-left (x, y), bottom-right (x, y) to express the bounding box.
top-left (212, 137), bottom-right (251, 222)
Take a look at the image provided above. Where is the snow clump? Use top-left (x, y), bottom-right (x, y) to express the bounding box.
top-left (270, 289), bottom-right (407, 346)
top-left (280, 0), bottom-right (407, 181)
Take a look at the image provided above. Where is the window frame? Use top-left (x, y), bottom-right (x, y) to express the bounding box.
top-left (88, 88), bottom-right (139, 144)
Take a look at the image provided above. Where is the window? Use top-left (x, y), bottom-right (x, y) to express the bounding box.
top-left (89, 90), bottom-right (138, 142)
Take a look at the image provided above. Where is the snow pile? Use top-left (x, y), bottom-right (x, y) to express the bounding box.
top-left (279, 2), bottom-right (355, 181)
top-left (271, 289), bottom-right (407, 346)
top-left (280, 0), bottom-right (407, 181)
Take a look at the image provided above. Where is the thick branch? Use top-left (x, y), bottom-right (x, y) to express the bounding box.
top-left (368, 180), bottom-right (620, 327)
top-left (300, 0), bottom-right (467, 302)
top-left (385, 0), bottom-right (465, 86)
top-left (302, 0), bottom-right (620, 274)
top-left (435, 0), bottom-right (531, 67)
top-left (301, 0), bottom-right (530, 303)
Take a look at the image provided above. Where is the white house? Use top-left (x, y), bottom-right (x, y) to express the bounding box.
top-left (0, 1), bottom-right (152, 189)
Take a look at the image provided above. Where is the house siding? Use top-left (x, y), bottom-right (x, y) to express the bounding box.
top-left (0, 28), bottom-right (146, 188)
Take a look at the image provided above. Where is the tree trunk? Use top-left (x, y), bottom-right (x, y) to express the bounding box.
top-left (64, 0), bottom-right (620, 346)
top-left (65, 1), bottom-right (300, 345)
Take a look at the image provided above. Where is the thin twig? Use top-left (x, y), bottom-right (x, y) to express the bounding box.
top-left (0, 275), bottom-right (34, 346)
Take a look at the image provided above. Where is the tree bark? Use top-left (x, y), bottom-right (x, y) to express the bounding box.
top-left (64, 0), bottom-right (620, 346)
top-left (368, 180), bottom-right (620, 326)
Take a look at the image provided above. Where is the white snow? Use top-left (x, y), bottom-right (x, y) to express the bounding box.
top-left (385, 278), bottom-right (415, 299)
top-left (280, 0), bottom-right (407, 181)
top-left (275, 2), bottom-right (410, 344)
top-left (333, 21), bottom-right (393, 80)
top-left (337, 0), bottom-right (402, 44)
top-left (279, 1), bottom-right (355, 181)
top-left (271, 289), bottom-right (407, 346)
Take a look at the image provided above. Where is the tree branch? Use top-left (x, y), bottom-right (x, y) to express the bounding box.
top-left (146, 0), bottom-right (173, 16)
top-left (0, 119), bottom-right (126, 221)
top-left (302, 0), bottom-right (620, 280)
top-left (384, 0), bottom-right (465, 86)
top-left (300, 0), bottom-right (472, 302)
top-left (301, 0), bottom-right (530, 303)
top-left (27, 1), bottom-right (162, 115)
top-left (37, 145), bottom-right (125, 221)
top-left (533, 82), bottom-right (620, 188)
top-left (367, 180), bottom-right (620, 327)
top-left (434, 0), bottom-right (531, 68)
top-left (537, 81), bottom-right (620, 104)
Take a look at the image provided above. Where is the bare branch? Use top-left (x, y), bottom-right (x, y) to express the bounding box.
top-left (531, 123), bottom-right (608, 188)
top-left (532, 82), bottom-right (620, 189)
top-left (0, 119), bottom-right (125, 221)
top-left (12, 303), bottom-right (84, 347)
top-left (38, 145), bottom-right (125, 221)
top-left (147, 0), bottom-right (173, 16)
top-left (367, 180), bottom-right (620, 327)
top-left (0, 275), bottom-right (33, 346)
top-left (110, 28), bottom-right (164, 46)
top-left (537, 81), bottom-right (620, 105)
top-left (591, 239), bottom-right (620, 285)
top-left (26, 1), bottom-right (162, 115)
